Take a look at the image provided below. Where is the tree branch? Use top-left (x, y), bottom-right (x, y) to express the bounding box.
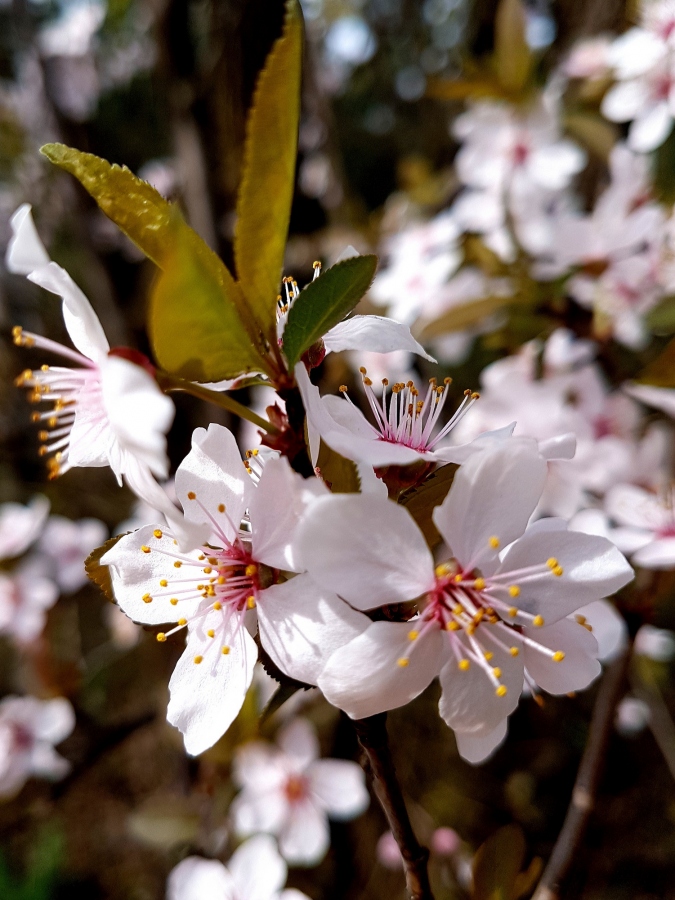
top-left (353, 713), bottom-right (434, 900)
top-left (531, 644), bottom-right (632, 900)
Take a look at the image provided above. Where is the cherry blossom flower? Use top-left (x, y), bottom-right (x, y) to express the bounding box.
top-left (102, 424), bottom-right (367, 755)
top-left (297, 438), bottom-right (633, 763)
top-left (0, 495), bottom-right (49, 560)
top-left (0, 695), bottom-right (75, 797)
top-left (231, 718), bottom-right (369, 866)
top-left (37, 515), bottom-right (108, 593)
top-left (604, 483), bottom-right (675, 568)
top-left (167, 835), bottom-right (310, 900)
top-left (0, 557), bottom-right (59, 643)
top-left (624, 382), bottom-right (675, 419)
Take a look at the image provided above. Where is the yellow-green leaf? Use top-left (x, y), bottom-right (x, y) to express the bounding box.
top-left (234, 0), bottom-right (303, 344)
top-left (85, 534), bottom-right (126, 602)
top-left (316, 441), bottom-right (360, 493)
top-left (399, 464), bottom-right (457, 548)
top-left (149, 223), bottom-right (271, 382)
top-left (418, 294), bottom-right (515, 340)
top-left (564, 113), bottom-right (619, 161)
top-left (472, 824), bottom-right (526, 900)
top-left (494, 0), bottom-right (532, 94)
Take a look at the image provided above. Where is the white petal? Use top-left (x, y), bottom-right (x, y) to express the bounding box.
top-left (455, 719), bottom-right (508, 764)
top-left (28, 262), bottom-right (109, 361)
top-left (175, 423), bottom-right (252, 540)
top-left (277, 718), bottom-right (319, 768)
top-left (6, 205), bottom-right (50, 275)
top-left (624, 383), bottom-right (675, 418)
top-left (356, 462), bottom-right (388, 497)
top-left (308, 759), bottom-right (369, 819)
top-left (323, 315), bottom-right (436, 362)
top-left (497, 527), bottom-right (634, 622)
top-left (538, 432), bottom-right (577, 460)
top-left (601, 79), bottom-right (649, 122)
top-left (167, 623), bottom-right (257, 756)
top-left (632, 537), bottom-right (675, 568)
top-left (318, 621), bottom-right (444, 719)
top-left (433, 423), bottom-right (517, 464)
top-left (628, 102), bottom-right (673, 152)
top-left (605, 483), bottom-right (667, 530)
top-left (232, 742), bottom-right (287, 793)
top-left (577, 599), bottom-right (627, 661)
top-left (278, 800), bottom-right (330, 866)
top-left (296, 494), bottom-right (434, 610)
top-left (529, 141), bottom-right (586, 191)
top-left (607, 28), bottom-right (666, 78)
top-left (433, 437), bottom-right (547, 569)
top-left (167, 857), bottom-right (236, 900)
top-left (0, 496), bottom-right (50, 560)
top-left (523, 618), bottom-right (600, 694)
top-left (229, 834), bottom-right (287, 900)
top-left (33, 698), bottom-right (75, 744)
top-left (257, 575), bottom-right (370, 686)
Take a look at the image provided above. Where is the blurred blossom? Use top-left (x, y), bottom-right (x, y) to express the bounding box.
top-left (39, 1), bottom-right (106, 58)
top-left (615, 696), bottom-right (650, 735)
top-left (105, 603), bottom-right (140, 649)
top-left (526, 11), bottom-right (556, 50)
top-left (563, 35), bottom-right (612, 79)
top-left (0, 557), bottom-right (58, 643)
top-left (0, 696), bottom-right (75, 798)
top-left (137, 160), bottom-right (178, 199)
top-left (431, 826), bottom-right (461, 856)
top-left (46, 55), bottom-right (100, 122)
top-left (395, 66), bottom-right (427, 101)
top-left (376, 830), bottom-right (402, 868)
top-left (299, 153), bottom-right (332, 198)
top-left (0, 496), bottom-right (49, 560)
top-left (634, 625), bottom-right (675, 661)
top-left (604, 485), bottom-right (675, 568)
top-left (231, 718), bottom-right (369, 866)
top-left (37, 515), bottom-right (108, 593)
top-left (325, 16), bottom-right (377, 66)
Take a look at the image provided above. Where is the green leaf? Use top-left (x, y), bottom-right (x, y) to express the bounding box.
top-left (646, 296), bottom-right (675, 334)
top-left (418, 294), bottom-right (515, 340)
top-left (316, 440), bottom-right (360, 493)
top-left (150, 225), bottom-right (271, 382)
top-left (234, 0), bottom-right (303, 345)
top-left (85, 534), bottom-right (126, 602)
top-left (283, 255), bottom-right (378, 368)
top-left (494, 0), bottom-right (532, 94)
top-left (472, 824), bottom-right (526, 900)
top-left (399, 464), bottom-right (457, 548)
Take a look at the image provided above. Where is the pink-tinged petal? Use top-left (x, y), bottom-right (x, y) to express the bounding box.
top-left (529, 141), bottom-right (586, 191)
top-left (624, 383), bottom-right (675, 418)
top-left (454, 719), bottom-right (508, 765)
top-left (232, 742), bottom-right (287, 793)
top-left (308, 759), bottom-right (369, 819)
top-left (605, 483), bottom-right (668, 531)
top-left (29, 743), bottom-right (70, 780)
top-left (100, 356), bottom-right (174, 479)
top-left (322, 395), bottom-right (379, 440)
top-left (497, 527), bottom-right (634, 622)
top-left (632, 537), bottom-right (675, 568)
top-left (67, 404), bottom-right (112, 469)
top-left (277, 718), bottom-right (319, 768)
top-left (167, 623), bottom-right (257, 755)
top-left (296, 495), bottom-right (434, 610)
top-left (28, 262), bottom-right (109, 362)
top-left (601, 79), bottom-right (649, 123)
top-left (607, 28), bottom-right (666, 77)
top-left (231, 788), bottom-right (288, 838)
top-left (523, 618), bottom-right (600, 694)
top-left (33, 698), bottom-right (75, 745)
top-left (175, 423), bottom-right (252, 540)
top-left (229, 834), bottom-right (287, 900)
top-left (279, 800), bottom-right (330, 866)
top-left (257, 575), bottom-right (370, 686)
top-left (438, 634), bottom-right (521, 734)
top-left (250, 457), bottom-right (327, 571)
top-left (323, 315), bottom-right (436, 362)
top-left (433, 423), bottom-right (517, 464)
top-left (318, 621), bottom-right (444, 719)
top-left (538, 432), bottom-right (577, 460)
top-left (6, 205), bottom-right (50, 275)
top-left (628, 102), bottom-right (673, 152)
top-left (433, 437), bottom-right (547, 569)
top-left (167, 857), bottom-right (236, 900)
top-left (0, 496), bottom-right (50, 560)
top-left (102, 524), bottom-right (205, 626)
top-left (356, 462), bottom-right (389, 497)
top-left (280, 890), bottom-right (312, 900)
top-left (577, 599), bottom-right (627, 661)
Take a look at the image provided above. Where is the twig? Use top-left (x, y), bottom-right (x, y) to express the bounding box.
top-left (353, 713), bottom-right (434, 900)
top-left (531, 645), bottom-right (632, 900)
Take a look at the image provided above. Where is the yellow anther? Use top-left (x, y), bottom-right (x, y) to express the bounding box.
top-left (156, 633), bottom-right (167, 642)
top-left (159, 579), bottom-right (168, 587)
top-left (484, 651), bottom-right (494, 661)
top-left (552, 651), bottom-right (565, 662)
top-left (575, 615), bottom-right (587, 625)
top-left (187, 491), bottom-right (196, 500)
top-left (492, 667), bottom-right (502, 678)
top-left (153, 529), bottom-right (163, 539)
top-left (203, 567), bottom-right (212, 574)
top-left (38, 446), bottom-right (48, 457)
top-left (364, 377), bottom-right (373, 386)
top-left (508, 606), bottom-right (518, 618)
top-left (217, 576), bottom-right (226, 585)
top-left (508, 586), bottom-right (521, 599)
top-left (509, 646), bottom-right (520, 657)
top-left (453, 573), bottom-right (463, 583)
top-left (533, 615), bottom-right (544, 627)
top-left (222, 646), bottom-right (230, 655)
top-left (313, 260), bottom-right (321, 268)
top-left (408, 630), bottom-right (419, 641)
top-left (458, 659), bottom-right (470, 671)
top-left (245, 564), bottom-right (257, 577)
top-left (208, 558), bottom-right (217, 565)
top-left (546, 557), bottom-right (559, 569)
top-left (38, 430), bottom-right (48, 441)
top-left (489, 536), bottom-right (500, 548)
top-left (397, 658), bottom-right (409, 668)
top-left (213, 602), bottom-right (222, 610)
top-left (247, 596), bottom-right (256, 609)
top-left (339, 385), bottom-right (349, 393)
top-left (359, 367), bottom-right (367, 374)
top-left (444, 376), bottom-right (452, 385)
top-left (178, 618), bottom-right (187, 626)
top-left (471, 391), bottom-right (480, 400)
top-left (193, 656), bottom-right (203, 665)
top-left (142, 593), bottom-right (152, 604)
top-left (174, 561), bottom-right (182, 568)
top-left (141, 545), bottom-right (151, 554)
top-left (207, 629), bottom-right (215, 638)
top-left (474, 577), bottom-right (486, 590)
top-left (453, 605), bottom-right (464, 617)
top-left (170, 598), bottom-right (178, 606)
top-left (447, 621), bottom-right (460, 631)
top-left (496, 685), bottom-right (508, 697)
top-left (218, 504), bottom-right (225, 513)
top-left (435, 563), bottom-right (451, 577)
top-left (552, 566), bottom-right (564, 577)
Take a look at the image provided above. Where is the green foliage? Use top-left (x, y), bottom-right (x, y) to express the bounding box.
top-left (234, 0), bottom-right (303, 346)
top-left (0, 826), bottom-right (62, 900)
top-left (316, 440), bottom-right (360, 493)
top-left (85, 533), bottom-right (125, 602)
top-left (282, 255), bottom-right (378, 367)
top-left (646, 296), bottom-right (675, 334)
top-left (418, 294), bottom-right (516, 339)
top-left (638, 336), bottom-right (675, 386)
top-left (400, 464), bottom-right (457, 548)
top-left (494, 0), bottom-right (532, 94)
top-left (472, 824), bottom-right (525, 900)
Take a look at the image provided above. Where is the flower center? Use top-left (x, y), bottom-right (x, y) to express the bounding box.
top-left (284, 774), bottom-right (309, 804)
top-left (339, 369), bottom-right (479, 454)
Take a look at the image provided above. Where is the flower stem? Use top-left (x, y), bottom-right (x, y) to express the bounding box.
top-left (531, 642), bottom-right (632, 900)
top-left (353, 713), bottom-right (434, 900)
top-left (156, 371), bottom-right (280, 435)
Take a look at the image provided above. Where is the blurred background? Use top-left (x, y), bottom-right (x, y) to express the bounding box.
top-left (2, 0), bottom-right (675, 898)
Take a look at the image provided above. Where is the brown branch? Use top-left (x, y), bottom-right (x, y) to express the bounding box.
top-left (353, 713), bottom-right (434, 900)
top-left (531, 644), bottom-right (632, 900)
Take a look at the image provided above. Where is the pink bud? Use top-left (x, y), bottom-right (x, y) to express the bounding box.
top-left (431, 827), bottom-right (460, 857)
top-left (377, 831), bottom-right (402, 869)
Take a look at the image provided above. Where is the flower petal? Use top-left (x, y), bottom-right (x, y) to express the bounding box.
top-left (277, 718), bottom-right (319, 768)
top-left (323, 315), bottom-right (436, 362)
top-left (318, 621), bottom-right (443, 719)
top-left (296, 495), bottom-right (434, 609)
top-left (308, 759), bottom-right (369, 819)
top-left (6, 205), bottom-right (50, 275)
top-left (454, 719), bottom-right (508, 764)
top-left (257, 575), bottom-right (370, 685)
top-left (278, 800), bottom-right (330, 866)
top-left (628, 101), bottom-right (673, 152)
top-left (229, 834), bottom-right (287, 900)
top-left (167, 857), bottom-right (236, 900)
top-left (632, 537), bottom-right (675, 568)
top-left (523, 617), bottom-right (600, 694)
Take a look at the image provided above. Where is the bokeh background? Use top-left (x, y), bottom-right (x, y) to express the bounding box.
top-left (1, 0), bottom-right (675, 898)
